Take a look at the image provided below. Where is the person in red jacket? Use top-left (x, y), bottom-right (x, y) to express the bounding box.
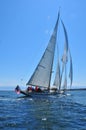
top-left (35, 86), bottom-right (42, 92)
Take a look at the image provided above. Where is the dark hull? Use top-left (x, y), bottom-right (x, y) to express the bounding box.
top-left (19, 90), bottom-right (64, 98)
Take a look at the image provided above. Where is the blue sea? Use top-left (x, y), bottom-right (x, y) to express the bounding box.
top-left (0, 90), bottom-right (86, 130)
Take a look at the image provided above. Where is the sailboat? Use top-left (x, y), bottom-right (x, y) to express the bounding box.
top-left (15, 11), bottom-right (73, 97)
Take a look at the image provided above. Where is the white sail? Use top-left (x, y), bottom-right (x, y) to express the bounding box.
top-left (69, 49), bottom-right (73, 86)
top-left (61, 20), bottom-right (68, 63)
top-left (63, 64), bottom-right (67, 90)
top-left (53, 47), bottom-right (60, 89)
top-left (26, 12), bottom-right (60, 88)
top-left (60, 20), bottom-right (69, 90)
top-left (63, 77), bottom-right (67, 90)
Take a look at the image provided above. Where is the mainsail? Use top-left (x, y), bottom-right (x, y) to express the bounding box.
top-left (26, 12), bottom-right (60, 88)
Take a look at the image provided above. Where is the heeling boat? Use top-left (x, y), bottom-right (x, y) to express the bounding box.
top-left (15, 11), bottom-right (73, 97)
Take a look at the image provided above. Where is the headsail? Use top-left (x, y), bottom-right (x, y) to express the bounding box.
top-left (60, 20), bottom-right (69, 90)
top-left (63, 64), bottom-right (67, 90)
top-left (61, 20), bottom-right (68, 63)
top-left (63, 77), bottom-right (67, 90)
top-left (26, 12), bottom-right (60, 88)
top-left (69, 49), bottom-right (73, 86)
top-left (53, 46), bottom-right (60, 89)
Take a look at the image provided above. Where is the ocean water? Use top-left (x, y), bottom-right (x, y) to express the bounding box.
top-left (0, 90), bottom-right (86, 130)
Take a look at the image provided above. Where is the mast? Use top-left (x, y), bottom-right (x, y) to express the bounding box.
top-left (26, 12), bottom-right (60, 89)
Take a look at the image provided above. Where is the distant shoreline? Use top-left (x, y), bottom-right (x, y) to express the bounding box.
top-left (67, 88), bottom-right (86, 91)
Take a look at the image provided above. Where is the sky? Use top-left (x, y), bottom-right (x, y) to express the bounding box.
top-left (0, 0), bottom-right (86, 90)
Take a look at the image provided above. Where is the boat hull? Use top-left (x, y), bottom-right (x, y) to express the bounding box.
top-left (19, 90), bottom-right (65, 98)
